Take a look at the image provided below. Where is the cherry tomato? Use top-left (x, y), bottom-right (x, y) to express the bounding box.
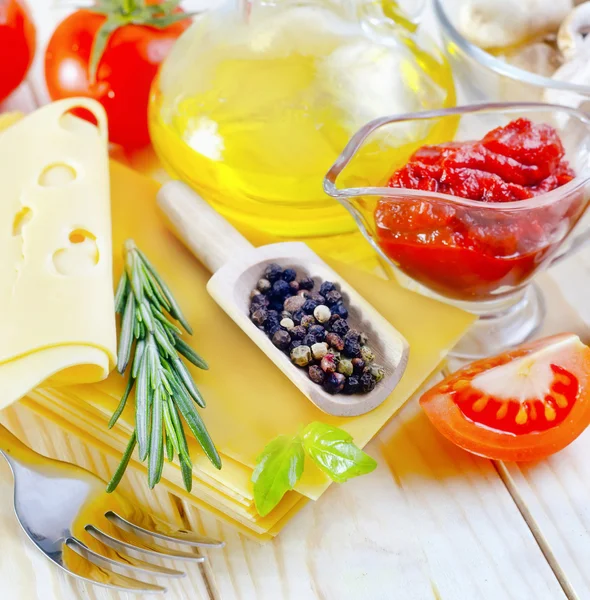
top-left (44, 2), bottom-right (190, 149)
top-left (0, 0), bottom-right (35, 103)
top-left (420, 334), bottom-right (590, 461)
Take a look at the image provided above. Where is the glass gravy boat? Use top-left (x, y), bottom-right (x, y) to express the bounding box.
top-left (324, 103), bottom-right (590, 358)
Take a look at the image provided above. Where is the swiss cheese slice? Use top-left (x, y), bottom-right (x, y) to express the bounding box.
top-left (0, 100), bottom-right (116, 408)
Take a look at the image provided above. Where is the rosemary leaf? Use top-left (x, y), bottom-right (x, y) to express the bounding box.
top-left (106, 431), bottom-right (137, 493)
top-left (108, 377), bottom-right (134, 429)
top-left (180, 452), bottom-right (193, 493)
top-left (170, 399), bottom-right (191, 463)
top-left (148, 387), bottom-right (164, 488)
top-left (172, 357), bottom-right (206, 408)
top-left (126, 249), bottom-right (144, 303)
top-left (114, 271), bottom-right (129, 314)
top-left (165, 431), bottom-right (174, 462)
top-left (136, 349), bottom-right (150, 461)
top-left (131, 339), bottom-right (145, 379)
top-left (163, 396), bottom-right (181, 456)
top-left (117, 293), bottom-right (135, 374)
top-left (140, 262), bottom-right (171, 312)
top-left (139, 300), bottom-right (155, 333)
top-left (152, 307), bottom-right (182, 336)
top-left (136, 248), bottom-right (193, 335)
top-left (154, 321), bottom-right (177, 358)
top-left (174, 335), bottom-right (209, 370)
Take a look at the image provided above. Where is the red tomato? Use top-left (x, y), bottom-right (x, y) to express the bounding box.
top-left (420, 334), bottom-right (590, 461)
top-left (0, 0), bottom-right (35, 103)
top-left (44, 3), bottom-right (190, 149)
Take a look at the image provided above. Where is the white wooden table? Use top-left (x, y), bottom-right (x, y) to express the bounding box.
top-left (2, 2), bottom-right (590, 599)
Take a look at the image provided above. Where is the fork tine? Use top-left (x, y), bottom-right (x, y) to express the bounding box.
top-left (62, 540), bottom-right (167, 594)
top-left (105, 511), bottom-right (225, 548)
top-left (86, 525), bottom-right (207, 562)
top-left (66, 537), bottom-right (186, 578)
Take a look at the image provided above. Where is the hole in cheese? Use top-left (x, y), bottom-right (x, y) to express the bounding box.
top-left (39, 163), bottom-right (77, 187)
top-left (12, 206), bottom-right (33, 236)
top-left (53, 231), bottom-right (99, 276)
top-left (60, 108), bottom-right (99, 132)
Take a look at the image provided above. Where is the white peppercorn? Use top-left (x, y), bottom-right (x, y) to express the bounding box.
top-left (313, 304), bottom-right (331, 323)
top-left (311, 342), bottom-right (329, 360)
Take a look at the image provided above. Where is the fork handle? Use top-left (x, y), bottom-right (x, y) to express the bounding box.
top-left (0, 423), bottom-right (41, 469)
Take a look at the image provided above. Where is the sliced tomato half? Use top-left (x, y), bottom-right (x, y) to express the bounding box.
top-left (420, 333), bottom-right (590, 461)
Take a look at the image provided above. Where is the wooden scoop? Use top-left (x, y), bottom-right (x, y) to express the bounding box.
top-left (157, 181), bottom-right (409, 417)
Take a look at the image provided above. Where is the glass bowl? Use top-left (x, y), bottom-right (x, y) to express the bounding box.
top-left (324, 103), bottom-right (590, 358)
top-left (432, 0), bottom-right (590, 109)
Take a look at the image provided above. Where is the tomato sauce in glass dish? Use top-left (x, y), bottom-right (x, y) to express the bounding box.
top-left (375, 119), bottom-right (580, 300)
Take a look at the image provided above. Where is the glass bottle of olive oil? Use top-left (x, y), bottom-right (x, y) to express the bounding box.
top-left (149, 0), bottom-right (456, 268)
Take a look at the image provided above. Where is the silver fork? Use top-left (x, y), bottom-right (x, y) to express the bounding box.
top-left (0, 422), bottom-right (224, 594)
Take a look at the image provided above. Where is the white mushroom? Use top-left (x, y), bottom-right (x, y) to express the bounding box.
top-left (459, 0), bottom-right (573, 49)
top-left (557, 1), bottom-right (590, 60)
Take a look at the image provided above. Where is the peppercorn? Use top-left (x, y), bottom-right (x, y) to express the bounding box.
top-left (360, 371), bottom-right (377, 393)
top-left (360, 345), bottom-right (375, 364)
top-left (289, 281), bottom-right (300, 293)
top-left (303, 333), bottom-right (318, 347)
top-left (250, 289), bottom-right (262, 300)
top-left (271, 279), bottom-right (291, 299)
top-left (284, 295), bottom-right (306, 313)
top-left (281, 310), bottom-right (292, 319)
top-left (308, 324), bottom-right (326, 341)
top-left (300, 315), bottom-right (316, 328)
top-left (250, 294), bottom-right (269, 310)
top-left (308, 364), bottom-right (325, 385)
top-left (251, 309), bottom-right (267, 327)
top-left (265, 263), bottom-right (283, 283)
top-left (325, 332), bottom-right (344, 351)
top-left (280, 318), bottom-right (295, 330)
top-left (290, 325), bottom-right (306, 340)
top-left (282, 268), bottom-right (297, 282)
top-left (331, 303), bottom-right (348, 319)
top-left (369, 364), bottom-right (385, 382)
top-left (298, 277), bottom-right (314, 290)
top-left (325, 290), bottom-right (342, 306)
top-left (319, 281), bottom-right (336, 296)
top-left (291, 345), bottom-right (312, 367)
top-left (267, 310), bottom-right (279, 320)
top-left (337, 358), bottom-right (353, 377)
top-left (330, 317), bottom-right (349, 336)
top-left (351, 358), bottom-right (365, 374)
top-left (313, 304), bottom-right (331, 323)
top-left (324, 372), bottom-right (345, 394)
top-left (269, 300), bottom-right (285, 312)
top-left (292, 310), bottom-right (305, 324)
top-left (289, 340), bottom-right (303, 352)
top-left (343, 338), bottom-right (361, 358)
top-left (311, 342), bottom-right (329, 361)
top-left (321, 354), bottom-right (337, 373)
top-left (310, 292), bottom-right (326, 304)
top-left (272, 329), bottom-right (291, 350)
top-left (267, 323), bottom-right (281, 336)
top-left (343, 375), bottom-right (360, 395)
top-left (257, 278), bottom-right (272, 294)
top-left (344, 329), bottom-right (360, 342)
top-left (302, 299), bottom-right (319, 314)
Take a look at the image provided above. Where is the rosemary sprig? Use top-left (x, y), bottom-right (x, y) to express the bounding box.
top-left (107, 239), bottom-right (221, 493)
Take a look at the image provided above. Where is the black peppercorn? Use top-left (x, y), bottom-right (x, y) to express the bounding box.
top-left (257, 278), bottom-right (272, 294)
top-left (297, 276), bottom-right (314, 290)
top-left (272, 329), bottom-right (291, 350)
top-left (289, 339), bottom-right (304, 352)
top-left (292, 309), bottom-right (305, 324)
top-left (325, 289), bottom-right (342, 306)
top-left (282, 268), bottom-right (297, 282)
top-left (331, 303), bottom-right (348, 319)
top-left (319, 281), bottom-right (336, 296)
top-left (343, 375), bottom-right (360, 394)
top-left (269, 300), bottom-right (284, 312)
top-left (343, 338), bottom-right (361, 358)
top-left (308, 324), bottom-right (326, 341)
top-left (289, 280), bottom-right (300, 293)
top-left (265, 263), bottom-right (283, 283)
top-left (324, 372), bottom-right (346, 394)
top-left (250, 294), bottom-right (269, 310)
top-left (330, 317), bottom-right (349, 336)
top-left (271, 279), bottom-right (291, 299)
top-left (266, 322), bottom-right (281, 336)
top-left (309, 292), bottom-right (326, 304)
top-left (344, 329), bottom-right (360, 342)
top-left (308, 364), bottom-right (325, 385)
top-left (267, 310), bottom-right (279, 320)
top-left (290, 325), bottom-right (307, 340)
top-left (325, 332), bottom-right (344, 351)
top-left (251, 309), bottom-right (267, 327)
top-left (284, 295), bottom-right (306, 313)
top-left (303, 333), bottom-right (318, 347)
top-left (351, 358), bottom-right (365, 374)
top-left (302, 299), bottom-right (319, 314)
top-left (360, 371), bottom-right (377, 393)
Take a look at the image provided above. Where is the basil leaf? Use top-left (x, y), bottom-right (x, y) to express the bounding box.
top-left (302, 422), bottom-right (377, 483)
top-left (252, 435), bottom-right (304, 517)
